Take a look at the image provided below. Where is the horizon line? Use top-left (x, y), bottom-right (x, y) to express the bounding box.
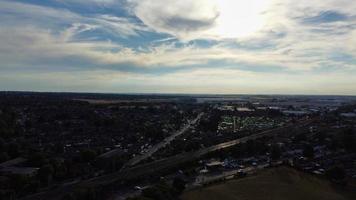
top-left (1, 90), bottom-right (356, 98)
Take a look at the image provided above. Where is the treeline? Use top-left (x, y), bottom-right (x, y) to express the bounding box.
top-left (0, 108), bottom-right (19, 138)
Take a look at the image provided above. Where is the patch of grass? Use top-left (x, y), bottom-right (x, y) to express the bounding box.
top-left (182, 167), bottom-right (356, 200)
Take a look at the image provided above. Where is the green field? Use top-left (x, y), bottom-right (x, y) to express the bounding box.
top-left (182, 167), bottom-right (356, 200)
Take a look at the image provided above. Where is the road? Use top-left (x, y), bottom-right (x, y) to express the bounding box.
top-left (122, 112), bottom-right (204, 168)
top-left (82, 118), bottom-right (313, 187)
top-left (22, 118), bottom-right (313, 200)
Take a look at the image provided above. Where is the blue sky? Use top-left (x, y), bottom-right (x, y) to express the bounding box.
top-left (0, 0), bottom-right (355, 94)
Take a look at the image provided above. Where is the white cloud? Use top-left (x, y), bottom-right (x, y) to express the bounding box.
top-left (0, 0), bottom-right (355, 94)
top-left (1, 0), bottom-right (354, 72)
top-left (129, 0), bottom-right (273, 40)
top-left (0, 0), bottom-right (147, 38)
top-left (0, 24), bottom-right (354, 74)
top-left (125, 0), bottom-right (356, 70)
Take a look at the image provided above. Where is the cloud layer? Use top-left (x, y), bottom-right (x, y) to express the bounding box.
top-left (0, 0), bottom-right (355, 94)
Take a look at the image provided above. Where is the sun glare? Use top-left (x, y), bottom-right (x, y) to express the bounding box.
top-left (212, 0), bottom-right (271, 38)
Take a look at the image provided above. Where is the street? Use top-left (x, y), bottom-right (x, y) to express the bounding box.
top-left (122, 112), bottom-right (204, 168)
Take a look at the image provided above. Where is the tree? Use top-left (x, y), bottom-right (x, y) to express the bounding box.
top-left (303, 144), bottom-right (314, 158)
top-left (0, 137), bottom-right (5, 152)
top-left (315, 132), bottom-right (326, 144)
top-left (76, 188), bottom-right (98, 200)
top-left (198, 111), bottom-right (221, 132)
top-left (328, 135), bottom-right (339, 151)
top-left (80, 149), bottom-right (97, 163)
top-left (38, 164), bottom-right (54, 186)
top-left (0, 110), bottom-right (17, 138)
top-left (9, 174), bottom-right (28, 194)
top-left (142, 182), bottom-right (176, 200)
top-left (245, 140), bottom-right (256, 155)
top-left (62, 193), bottom-right (77, 200)
top-left (7, 142), bottom-right (19, 158)
top-left (342, 129), bottom-right (355, 152)
top-left (294, 133), bottom-right (307, 142)
top-left (29, 152), bottom-right (48, 167)
top-left (0, 152), bottom-right (9, 163)
top-left (326, 166), bottom-right (346, 182)
top-left (24, 180), bottom-right (40, 194)
top-left (270, 144), bottom-right (282, 160)
top-left (54, 142), bottom-right (65, 154)
top-left (50, 158), bottom-right (67, 181)
top-left (172, 176), bottom-right (186, 194)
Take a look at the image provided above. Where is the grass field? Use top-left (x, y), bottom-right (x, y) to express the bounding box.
top-left (182, 167), bottom-right (356, 200)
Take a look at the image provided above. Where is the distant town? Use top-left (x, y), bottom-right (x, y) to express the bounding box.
top-left (0, 92), bottom-right (356, 200)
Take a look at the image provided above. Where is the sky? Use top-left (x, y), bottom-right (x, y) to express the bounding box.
top-left (0, 0), bottom-right (355, 95)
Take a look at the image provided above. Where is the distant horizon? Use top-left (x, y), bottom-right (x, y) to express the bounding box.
top-left (1, 90), bottom-right (356, 98)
